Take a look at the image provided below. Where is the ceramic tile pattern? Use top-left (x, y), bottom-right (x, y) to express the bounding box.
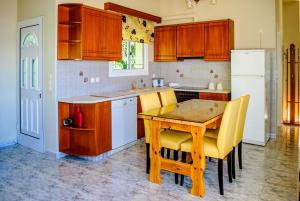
top-left (156, 60), bottom-right (231, 90)
top-left (57, 60), bottom-right (160, 99)
top-left (0, 126), bottom-right (298, 201)
top-left (56, 60), bottom-right (230, 99)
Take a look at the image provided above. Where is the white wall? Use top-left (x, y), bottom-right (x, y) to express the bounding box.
top-left (58, 0), bottom-right (160, 16)
top-left (18, 0), bottom-right (57, 153)
top-left (283, 1), bottom-right (300, 48)
top-left (0, 0), bottom-right (18, 147)
top-left (159, 0), bottom-right (277, 49)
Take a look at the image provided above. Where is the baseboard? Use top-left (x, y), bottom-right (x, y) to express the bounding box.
top-left (268, 132), bottom-right (276, 139)
top-left (242, 139), bottom-right (267, 146)
top-left (57, 138), bottom-right (143, 161)
top-left (0, 139), bottom-right (17, 148)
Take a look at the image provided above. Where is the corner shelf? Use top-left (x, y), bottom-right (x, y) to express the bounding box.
top-left (58, 40), bottom-right (81, 44)
top-left (61, 127), bottom-right (95, 131)
top-left (59, 21), bottom-right (82, 25)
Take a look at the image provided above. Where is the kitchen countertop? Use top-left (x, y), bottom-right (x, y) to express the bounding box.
top-left (58, 87), bottom-right (171, 104)
top-left (58, 86), bottom-right (231, 104)
top-left (172, 86), bottom-right (231, 94)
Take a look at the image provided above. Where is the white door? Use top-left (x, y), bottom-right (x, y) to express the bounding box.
top-left (18, 17), bottom-right (44, 152)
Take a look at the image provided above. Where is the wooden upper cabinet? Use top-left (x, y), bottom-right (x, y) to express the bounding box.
top-left (204, 19), bottom-right (234, 61)
top-left (154, 26), bottom-right (177, 61)
top-left (82, 7), bottom-right (122, 60)
top-left (58, 4), bottom-right (122, 60)
top-left (177, 23), bottom-right (205, 58)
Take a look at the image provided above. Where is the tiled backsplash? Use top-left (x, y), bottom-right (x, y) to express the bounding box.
top-left (57, 59), bottom-right (230, 99)
top-left (57, 61), bottom-right (159, 99)
top-left (155, 60), bottom-right (230, 89)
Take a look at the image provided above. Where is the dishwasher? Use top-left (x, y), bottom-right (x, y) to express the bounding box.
top-left (112, 97), bottom-right (137, 149)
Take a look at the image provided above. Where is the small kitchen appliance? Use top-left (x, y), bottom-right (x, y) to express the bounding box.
top-left (152, 78), bottom-right (164, 87)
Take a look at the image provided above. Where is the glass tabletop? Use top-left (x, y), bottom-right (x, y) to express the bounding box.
top-left (139, 99), bottom-right (227, 124)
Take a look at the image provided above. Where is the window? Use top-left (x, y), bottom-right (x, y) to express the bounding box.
top-left (22, 33), bottom-right (38, 47)
top-left (109, 41), bottom-right (148, 77)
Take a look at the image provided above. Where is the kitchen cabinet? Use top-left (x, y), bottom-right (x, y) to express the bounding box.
top-left (204, 19), bottom-right (234, 61)
top-left (154, 26), bottom-right (177, 61)
top-left (137, 97), bottom-right (145, 139)
top-left (154, 19), bottom-right (234, 62)
top-left (58, 4), bottom-right (122, 60)
top-left (177, 23), bottom-right (205, 58)
top-left (58, 101), bottom-right (112, 156)
top-left (199, 92), bottom-right (231, 101)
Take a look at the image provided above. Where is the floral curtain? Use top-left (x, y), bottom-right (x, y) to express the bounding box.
top-left (122, 14), bottom-right (154, 44)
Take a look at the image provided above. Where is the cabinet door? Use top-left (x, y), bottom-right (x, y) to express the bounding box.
top-left (82, 7), bottom-right (122, 60)
top-left (154, 26), bottom-right (177, 61)
top-left (204, 20), bottom-right (234, 61)
top-left (199, 92), bottom-right (231, 101)
top-left (82, 7), bottom-right (103, 58)
top-left (177, 23), bottom-right (205, 57)
top-left (102, 13), bottom-right (122, 61)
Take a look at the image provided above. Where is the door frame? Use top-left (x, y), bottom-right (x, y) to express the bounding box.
top-left (17, 16), bottom-right (45, 152)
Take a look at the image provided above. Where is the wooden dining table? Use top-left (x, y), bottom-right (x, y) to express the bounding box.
top-left (138, 99), bottom-right (227, 197)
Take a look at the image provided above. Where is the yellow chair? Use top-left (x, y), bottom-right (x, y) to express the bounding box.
top-left (159, 89), bottom-right (179, 159)
top-left (140, 93), bottom-right (192, 185)
top-left (203, 95), bottom-right (250, 179)
top-left (159, 89), bottom-right (177, 106)
top-left (231, 95), bottom-right (250, 178)
top-left (180, 98), bottom-right (242, 195)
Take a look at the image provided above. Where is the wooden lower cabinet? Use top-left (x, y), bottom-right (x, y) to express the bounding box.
top-left (137, 97), bottom-right (145, 139)
top-left (199, 92), bottom-right (231, 101)
top-left (59, 101), bottom-right (112, 156)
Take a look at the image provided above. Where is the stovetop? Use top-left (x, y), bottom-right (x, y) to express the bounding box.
top-left (172, 86), bottom-right (207, 91)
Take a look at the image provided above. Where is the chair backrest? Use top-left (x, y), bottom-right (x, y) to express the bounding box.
top-left (217, 98), bottom-right (241, 159)
top-left (139, 93), bottom-right (162, 143)
top-left (159, 89), bottom-right (177, 106)
top-left (233, 95), bottom-right (250, 147)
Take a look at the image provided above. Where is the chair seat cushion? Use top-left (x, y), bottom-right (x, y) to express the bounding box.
top-left (160, 130), bottom-right (192, 150)
top-left (204, 129), bottom-right (219, 139)
top-left (180, 137), bottom-right (219, 158)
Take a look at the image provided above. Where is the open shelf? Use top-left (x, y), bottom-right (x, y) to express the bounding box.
top-left (58, 40), bottom-right (81, 44)
top-left (59, 102), bottom-right (112, 157)
top-left (58, 4), bottom-right (82, 60)
top-left (59, 21), bottom-right (82, 25)
top-left (61, 127), bottom-right (95, 131)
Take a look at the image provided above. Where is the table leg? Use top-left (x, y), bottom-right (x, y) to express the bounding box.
top-left (190, 126), bottom-right (206, 197)
top-left (149, 120), bottom-right (162, 184)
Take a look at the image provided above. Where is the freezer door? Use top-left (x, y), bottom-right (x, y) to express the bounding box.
top-left (231, 50), bottom-right (265, 76)
top-left (232, 77), bottom-right (267, 145)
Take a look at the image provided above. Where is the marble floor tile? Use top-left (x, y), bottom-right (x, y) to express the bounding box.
top-left (0, 126), bottom-right (299, 201)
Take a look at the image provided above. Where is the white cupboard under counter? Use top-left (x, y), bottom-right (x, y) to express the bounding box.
top-left (112, 97), bottom-right (137, 150)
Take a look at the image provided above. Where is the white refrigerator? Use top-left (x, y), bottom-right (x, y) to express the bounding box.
top-left (231, 49), bottom-right (276, 146)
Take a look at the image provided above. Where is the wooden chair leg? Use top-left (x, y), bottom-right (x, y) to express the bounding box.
top-left (232, 147), bottom-right (236, 179)
top-left (146, 143), bottom-right (150, 174)
top-left (227, 152), bottom-right (232, 183)
top-left (218, 159), bottom-right (224, 195)
top-left (167, 149), bottom-right (170, 159)
top-left (238, 142), bottom-right (242, 169)
top-left (161, 147), bottom-right (165, 158)
top-left (174, 150), bottom-right (179, 184)
top-left (180, 152), bottom-right (186, 186)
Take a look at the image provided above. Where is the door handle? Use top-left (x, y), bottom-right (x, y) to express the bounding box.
top-left (39, 93), bottom-right (42, 99)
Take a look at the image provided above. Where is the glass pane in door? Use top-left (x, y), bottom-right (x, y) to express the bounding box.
top-left (31, 58), bottom-right (38, 89)
top-left (21, 58), bottom-right (27, 88)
